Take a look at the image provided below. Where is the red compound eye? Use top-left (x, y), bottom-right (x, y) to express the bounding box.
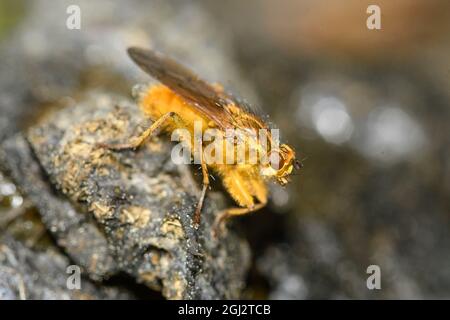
top-left (269, 151), bottom-right (285, 170)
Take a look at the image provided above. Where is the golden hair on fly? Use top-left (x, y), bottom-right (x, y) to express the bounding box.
top-left (99, 47), bottom-right (302, 235)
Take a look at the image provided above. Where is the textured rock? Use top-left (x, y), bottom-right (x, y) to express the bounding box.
top-left (0, 0), bottom-right (255, 300)
top-left (0, 235), bottom-right (135, 300)
top-left (1, 91), bottom-right (250, 299)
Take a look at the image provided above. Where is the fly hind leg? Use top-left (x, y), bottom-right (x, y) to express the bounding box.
top-left (98, 111), bottom-right (184, 151)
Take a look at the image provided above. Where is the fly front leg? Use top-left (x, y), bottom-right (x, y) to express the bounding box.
top-left (212, 201), bottom-right (267, 238)
top-left (98, 111), bottom-right (184, 151)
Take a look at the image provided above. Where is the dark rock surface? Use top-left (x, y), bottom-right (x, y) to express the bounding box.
top-left (0, 0), bottom-right (253, 300)
top-left (1, 0), bottom-right (450, 300)
top-left (0, 92), bottom-right (250, 299)
top-left (0, 235), bottom-right (135, 300)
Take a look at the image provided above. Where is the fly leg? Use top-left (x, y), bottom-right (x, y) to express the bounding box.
top-left (193, 160), bottom-right (209, 227)
top-left (98, 111), bottom-right (184, 150)
top-left (212, 201), bottom-right (267, 238)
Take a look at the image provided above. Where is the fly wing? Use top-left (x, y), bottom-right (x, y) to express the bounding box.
top-left (128, 47), bottom-right (238, 129)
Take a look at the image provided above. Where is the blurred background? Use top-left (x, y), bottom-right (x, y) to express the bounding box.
top-left (0, 0), bottom-right (449, 299)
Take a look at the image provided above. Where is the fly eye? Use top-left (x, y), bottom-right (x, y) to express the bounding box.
top-left (269, 151), bottom-right (284, 170)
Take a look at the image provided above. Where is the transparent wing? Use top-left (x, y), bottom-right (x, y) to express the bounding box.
top-left (128, 47), bottom-right (241, 129)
